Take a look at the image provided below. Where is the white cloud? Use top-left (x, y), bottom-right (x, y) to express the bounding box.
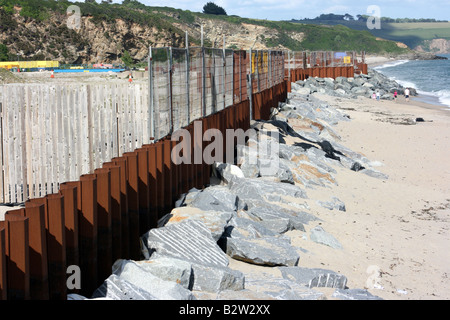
top-left (127, 0), bottom-right (449, 21)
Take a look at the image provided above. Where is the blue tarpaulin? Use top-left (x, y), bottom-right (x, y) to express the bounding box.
top-left (334, 52), bottom-right (347, 58)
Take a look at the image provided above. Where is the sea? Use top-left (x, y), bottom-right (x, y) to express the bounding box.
top-left (373, 53), bottom-right (450, 109)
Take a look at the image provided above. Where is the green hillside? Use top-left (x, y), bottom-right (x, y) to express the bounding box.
top-left (290, 18), bottom-right (450, 50)
top-left (0, 0), bottom-right (413, 64)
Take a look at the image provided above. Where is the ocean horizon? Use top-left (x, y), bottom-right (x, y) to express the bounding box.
top-left (374, 53), bottom-right (450, 109)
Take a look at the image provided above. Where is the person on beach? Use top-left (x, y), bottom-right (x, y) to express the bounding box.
top-left (405, 88), bottom-right (410, 102)
top-left (394, 90), bottom-right (398, 102)
top-left (376, 90), bottom-right (380, 101)
top-left (372, 92), bottom-right (376, 100)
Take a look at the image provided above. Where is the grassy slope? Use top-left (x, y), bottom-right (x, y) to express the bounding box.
top-left (291, 19), bottom-right (450, 49)
top-left (0, 0), bottom-right (411, 55)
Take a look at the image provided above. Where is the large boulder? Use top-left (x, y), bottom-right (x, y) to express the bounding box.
top-left (144, 219), bottom-right (230, 267)
top-left (91, 274), bottom-right (158, 300)
top-left (110, 260), bottom-right (196, 300)
top-left (189, 185), bottom-right (239, 213)
top-left (225, 236), bottom-right (300, 267)
top-left (279, 266), bottom-right (347, 289)
top-left (160, 206), bottom-right (234, 242)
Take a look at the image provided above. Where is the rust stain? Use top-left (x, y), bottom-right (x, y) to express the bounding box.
top-left (168, 215), bottom-right (188, 223)
top-left (296, 163), bottom-right (335, 183)
top-left (292, 154), bottom-right (309, 162)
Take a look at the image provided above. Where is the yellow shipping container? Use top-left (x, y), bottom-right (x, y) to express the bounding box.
top-left (0, 60), bottom-right (59, 69)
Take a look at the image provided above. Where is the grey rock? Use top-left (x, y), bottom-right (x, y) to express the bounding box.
top-left (279, 267), bottom-right (347, 289)
top-left (310, 225), bottom-right (343, 249)
top-left (258, 218), bottom-right (294, 234)
top-left (360, 168), bottom-right (389, 180)
top-left (246, 206), bottom-right (311, 232)
top-left (334, 76), bottom-right (348, 84)
top-left (162, 206), bottom-right (234, 242)
top-left (258, 159), bottom-right (294, 184)
top-left (224, 216), bottom-right (281, 239)
top-left (190, 185), bottom-right (239, 212)
top-left (134, 256), bottom-right (193, 289)
top-left (174, 187), bottom-right (201, 209)
top-left (91, 274), bottom-right (158, 300)
top-left (191, 262), bottom-right (245, 293)
top-left (243, 273), bottom-right (325, 300)
top-left (111, 260), bottom-right (196, 300)
top-left (332, 288), bottom-right (383, 300)
top-left (296, 87), bottom-right (311, 95)
top-left (225, 236), bottom-right (300, 267)
top-left (144, 219), bottom-right (229, 267)
top-left (317, 197), bottom-right (346, 212)
top-left (239, 160), bottom-right (260, 178)
top-left (334, 88), bottom-right (347, 96)
top-left (213, 162), bottom-right (245, 185)
top-left (228, 177), bottom-right (308, 204)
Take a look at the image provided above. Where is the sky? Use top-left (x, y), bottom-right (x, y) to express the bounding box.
top-left (131, 0), bottom-right (450, 21)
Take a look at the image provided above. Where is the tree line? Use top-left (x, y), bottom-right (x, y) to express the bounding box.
top-left (294, 13), bottom-right (447, 23)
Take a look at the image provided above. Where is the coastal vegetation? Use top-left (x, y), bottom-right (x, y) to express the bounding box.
top-left (290, 15), bottom-right (450, 50)
top-left (0, 0), bottom-right (423, 65)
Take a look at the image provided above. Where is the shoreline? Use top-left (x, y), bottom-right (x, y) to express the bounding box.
top-left (307, 92), bottom-right (450, 299)
top-left (366, 55), bottom-right (450, 110)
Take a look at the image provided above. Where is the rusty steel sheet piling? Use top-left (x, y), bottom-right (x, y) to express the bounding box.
top-left (78, 174), bottom-right (98, 296)
top-left (22, 201), bottom-right (49, 299)
top-left (3, 211), bottom-right (30, 300)
top-left (94, 167), bottom-right (112, 284)
top-left (58, 183), bottom-right (80, 273)
top-left (0, 226), bottom-right (6, 300)
top-left (111, 157), bottom-right (130, 259)
top-left (123, 152), bottom-right (140, 260)
top-left (102, 163), bottom-right (123, 263)
top-left (136, 148), bottom-right (150, 235)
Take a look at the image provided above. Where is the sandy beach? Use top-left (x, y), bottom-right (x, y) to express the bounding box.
top-left (228, 91), bottom-right (450, 300)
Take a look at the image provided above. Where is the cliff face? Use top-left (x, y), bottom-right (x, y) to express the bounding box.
top-left (0, 5), bottom-right (295, 64)
top-left (415, 39), bottom-right (450, 54)
top-left (0, 2), bottom-right (419, 65)
top-left (0, 7), bottom-right (186, 64)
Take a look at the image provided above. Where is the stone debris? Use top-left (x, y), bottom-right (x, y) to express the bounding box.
top-left (279, 266), bottom-right (347, 289)
top-left (317, 196), bottom-right (346, 212)
top-left (310, 225), bottom-right (343, 249)
top-left (332, 288), bottom-right (383, 300)
top-left (242, 273), bottom-right (326, 300)
top-left (87, 85), bottom-right (390, 301)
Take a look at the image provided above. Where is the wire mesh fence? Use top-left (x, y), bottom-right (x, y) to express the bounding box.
top-left (0, 46), bottom-right (365, 202)
top-left (149, 47), bottom-right (287, 140)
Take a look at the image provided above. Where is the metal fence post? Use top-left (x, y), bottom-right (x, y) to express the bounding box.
top-left (168, 47), bottom-right (173, 134)
top-left (268, 51), bottom-right (272, 89)
top-left (248, 48), bottom-right (253, 121)
top-left (185, 32), bottom-right (190, 124)
top-left (239, 51), bottom-right (242, 102)
top-left (148, 46), bottom-right (155, 141)
top-left (202, 47), bottom-right (206, 117)
top-left (288, 51), bottom-right (291, 84)
top-left (255, 51), bottom-right (260, 93)
top-left (222, 36), bottom-right (226, 110)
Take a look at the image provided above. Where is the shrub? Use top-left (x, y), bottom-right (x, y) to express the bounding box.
top-left (202, 2), bottom-right (227, 16)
